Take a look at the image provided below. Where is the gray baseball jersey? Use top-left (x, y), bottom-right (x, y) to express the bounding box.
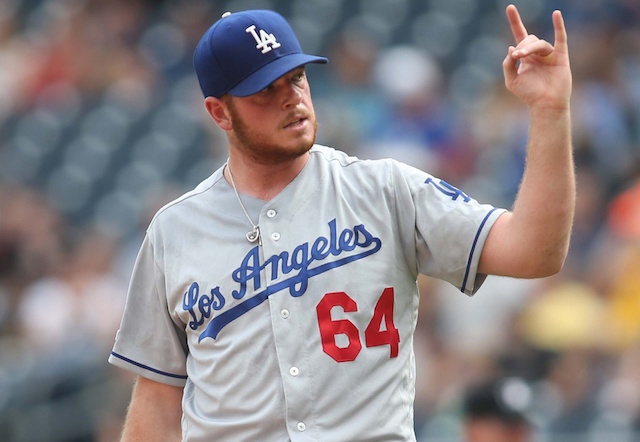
top-left (109, 144), bottom-right (505, 441)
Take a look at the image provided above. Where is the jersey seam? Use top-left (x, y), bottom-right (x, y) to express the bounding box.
top-left (311, 144), bottom-right (363, 168)
top-left (147, 234), bottom-right (189, 343)
top-left (389, 162), bottom-right (420, 277)
top-left (148, 172), bottom-right (224, 230)
top-left (288, 145), bottom-right (361, 220)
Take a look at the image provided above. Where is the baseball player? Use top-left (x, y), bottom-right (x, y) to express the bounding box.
top-left (109, 5), bottom-right (574, 441)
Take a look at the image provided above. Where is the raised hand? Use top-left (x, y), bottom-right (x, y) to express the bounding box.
top-left (502, 4), bottom-right (572, 111)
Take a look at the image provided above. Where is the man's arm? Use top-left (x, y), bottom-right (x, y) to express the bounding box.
top-left (479, 5), bottom-right (575, 278)
top-left (120, 376), bottom-right (184, 442)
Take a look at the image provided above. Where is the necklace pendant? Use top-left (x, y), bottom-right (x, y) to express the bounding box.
top-left (246, 226), bottom-right (260, 243)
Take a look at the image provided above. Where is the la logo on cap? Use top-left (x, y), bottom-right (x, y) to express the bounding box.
top-left (246, 25), bottom-right (281, 54)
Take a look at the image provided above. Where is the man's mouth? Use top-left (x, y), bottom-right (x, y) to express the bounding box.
top-left (284, 117), bottom-right (307, 129)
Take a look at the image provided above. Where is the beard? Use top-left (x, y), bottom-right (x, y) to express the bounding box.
top-left (227, 100), bottom-right (317, 165)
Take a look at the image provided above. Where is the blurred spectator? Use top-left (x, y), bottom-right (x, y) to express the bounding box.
top-left (518, 281), bottom-right (606, 353)
top-left (599, 178), bottom-right (640, 352)
top-left (561, 164), bottom-right (608, 278)
top-left (465, 85), bottom-right (529, 207)
top-left (314, 28), bottom-right (386, 155)
top-left (363, 45), bottom-right (475, 180)
top-left (591, 344), bottom-right (640, 440)
top-left (462, 377), bottom-right (534, 442)
top-left (0, 186), bottom-right (65, 333)
top-left (16, 228), bottom-right (126, 352)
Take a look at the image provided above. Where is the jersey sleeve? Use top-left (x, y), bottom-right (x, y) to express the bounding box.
top-left (391, 161), bottom-right (506, 295)
top-left (108, 233), bottom-right (188, 386)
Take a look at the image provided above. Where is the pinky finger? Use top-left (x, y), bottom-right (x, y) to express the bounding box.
top-left (553, 10), bottom-right (568, 53)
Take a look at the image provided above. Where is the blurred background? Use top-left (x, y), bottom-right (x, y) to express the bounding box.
top-left (0, 0), bottom-right (638, 441)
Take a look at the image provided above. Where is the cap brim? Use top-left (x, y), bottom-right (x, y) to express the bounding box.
top-left (228, 53), bottom-right (328, 97)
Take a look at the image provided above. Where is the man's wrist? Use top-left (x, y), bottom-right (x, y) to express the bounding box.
top-left (529, 105), bottom-right (571, 121)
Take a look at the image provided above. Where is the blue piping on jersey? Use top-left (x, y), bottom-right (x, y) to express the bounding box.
top-left (110, 351), bottom-right (188, 379)
top-left (461, 208), bottom-right (499, 293)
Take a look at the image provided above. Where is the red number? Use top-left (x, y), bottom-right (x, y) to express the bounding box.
top-left (316, 292), bottom-right (362, 362)
top-left (316, 288), bottom-right (400, 362)
top-left (364, 287), bottom-right (400, 358)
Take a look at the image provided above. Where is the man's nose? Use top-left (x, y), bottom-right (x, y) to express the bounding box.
top-left (281, 83), bottom-right (303, 109)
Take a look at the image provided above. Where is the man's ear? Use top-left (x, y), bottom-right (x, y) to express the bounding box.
top-left (204, 96), bottom-right (232, 131)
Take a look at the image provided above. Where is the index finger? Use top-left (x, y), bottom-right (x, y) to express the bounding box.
top-left (506, 4), bottom-right (528, 44)
top-left (553, 10), bottom-right (568, 53)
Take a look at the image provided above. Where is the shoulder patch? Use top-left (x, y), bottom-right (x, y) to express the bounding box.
top-left (425, 177), bottom-right (471, 203)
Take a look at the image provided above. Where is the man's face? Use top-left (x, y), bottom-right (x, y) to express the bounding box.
top-left (464, 418), bottom-right (531, 442)
top-left (225, 67), bottom-right (317, 165)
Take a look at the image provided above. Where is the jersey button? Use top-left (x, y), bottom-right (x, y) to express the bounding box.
top-left (271, 232), bottom-right (280, 241)
top-left (296, 422), bottom-right (306, 432)
top-left (289, 366), bottom-right (299, 376)
top-left (266, 209), bottom-right (277, 218)
top-left (280, 309), bottom-right (290, 319)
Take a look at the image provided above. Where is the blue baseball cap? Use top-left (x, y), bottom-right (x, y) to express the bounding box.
top-left (194, 10), bottom-right (328, 98)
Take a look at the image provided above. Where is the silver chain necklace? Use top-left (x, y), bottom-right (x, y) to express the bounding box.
top-left (225, 160), bottom-right (261, 245)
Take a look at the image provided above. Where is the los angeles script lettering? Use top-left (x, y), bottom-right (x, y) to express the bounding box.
top-left (182, 218), bottom-right (382, 340)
